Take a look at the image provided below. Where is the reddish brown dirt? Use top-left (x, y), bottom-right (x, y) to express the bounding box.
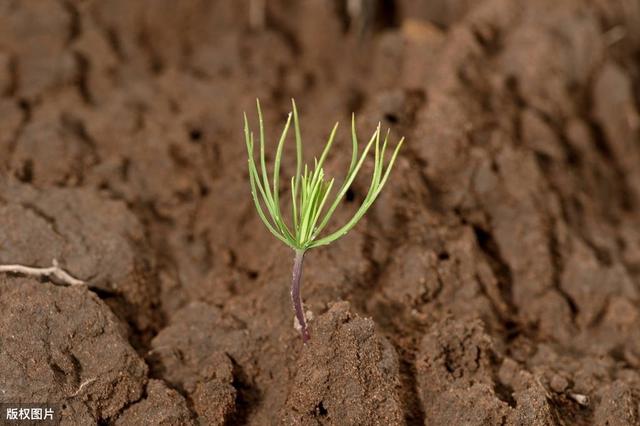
top-left (1, 0), bottom-right (639, 425)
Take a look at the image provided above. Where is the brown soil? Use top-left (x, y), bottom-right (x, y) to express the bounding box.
top-left (1, 0), bottom-right (639, 425)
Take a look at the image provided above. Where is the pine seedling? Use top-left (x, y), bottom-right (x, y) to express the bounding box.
top-left (243, 99), bottom-right (403, 342)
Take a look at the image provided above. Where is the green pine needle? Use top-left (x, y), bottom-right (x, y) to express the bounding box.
top-left (244, 99), bottom-right (403, 252)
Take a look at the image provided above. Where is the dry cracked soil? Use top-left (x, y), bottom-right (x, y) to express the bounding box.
top-left (1, 0), bottom-right (640, 425)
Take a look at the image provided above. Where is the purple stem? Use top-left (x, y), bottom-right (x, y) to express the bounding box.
top-left (291, 249), bottom-right (310, 342)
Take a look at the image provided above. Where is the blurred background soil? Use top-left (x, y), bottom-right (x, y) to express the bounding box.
top-left (1, 0), bottom-right (640, 424)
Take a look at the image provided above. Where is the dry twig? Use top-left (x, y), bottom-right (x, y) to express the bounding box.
top-left (0, 259), bottom-right (85, 286)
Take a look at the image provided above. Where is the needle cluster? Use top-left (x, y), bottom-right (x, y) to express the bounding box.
top-left (244, 99), bottom-right (403, 251)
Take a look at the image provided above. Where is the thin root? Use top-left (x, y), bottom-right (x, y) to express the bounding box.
top-left (70, 378), bottom-right (96, 397)
top-left (0, 259), bottom-right (85, 286)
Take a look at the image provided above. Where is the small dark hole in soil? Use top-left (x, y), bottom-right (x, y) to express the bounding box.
top-left (316, 401), bottom-right (328, 416)
top-left (345, 188), bottom-right (355, 202)
top-left (199, 183), bottom-right (210, 196)
top-left (16, 159), bottom-right (33, 183)
top-left (384, 113), bottom-right (398, 124)
top-left (505, 75), bottom-right (519, 93)
top-left (494, 382), bottom-right (517, 408)
top-left (189, 128), bottom-right (203, 142)
top-left (18, 98), bottom-right (30, 111)
top-left (473, 225), bottom-right (491, 247)
top-left (438, 251), bottom-right (450, 261)
top-left (248, 271), bottom-right (258, 280)
top-left (377, 0), bottom-right (399, 30)
top-left (504, 320), bottom-right (521, 341)
top-left (444, 356), bottom-right (456, 374)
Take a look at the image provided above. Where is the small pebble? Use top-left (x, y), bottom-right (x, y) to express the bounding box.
top-left (498, 358), bottom-right (519, 387)
top-left (569, 393), bottom-right (589, 406)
